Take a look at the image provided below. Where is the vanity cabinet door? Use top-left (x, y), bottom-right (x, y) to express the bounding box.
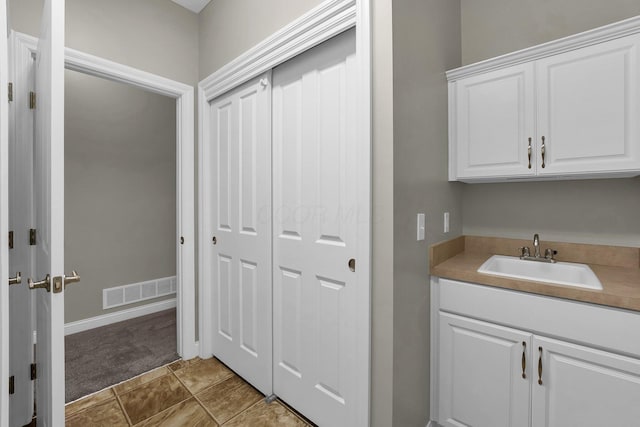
top-left (438, 312), bottom-right (532, 427)
top-left (532, 336), bottom-right (640, 427)
top-left (536, 33), bottom-right (640, 176)
top-left (453, 63), bottom-right (536, 180)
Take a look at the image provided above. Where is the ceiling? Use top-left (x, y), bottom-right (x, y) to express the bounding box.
top-left (171, 0), bottom-right (212, 14)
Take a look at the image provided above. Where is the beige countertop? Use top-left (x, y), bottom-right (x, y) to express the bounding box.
top-left (430, 236), bottom-right (640, 312)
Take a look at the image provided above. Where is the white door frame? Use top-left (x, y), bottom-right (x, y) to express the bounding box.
top-left (10, 31), bottom-right (198, 359)
top-left (198, 0), bottom-right (371, 424)
top-left (1, 0), bottom-right (11, 425)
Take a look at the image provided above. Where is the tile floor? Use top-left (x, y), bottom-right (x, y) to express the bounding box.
top-left (65, 357), bottom-right (313, 426)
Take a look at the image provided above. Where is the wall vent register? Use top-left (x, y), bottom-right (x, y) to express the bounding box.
top-left (103, 276), bottom-right (177, 309)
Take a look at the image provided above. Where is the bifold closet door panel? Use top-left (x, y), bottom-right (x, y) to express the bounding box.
top-left (209, 72), bottom-right (272, 395)
top-left (272, 28), bottom-right (359, 427)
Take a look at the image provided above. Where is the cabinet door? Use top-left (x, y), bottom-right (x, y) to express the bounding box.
top-left (454, 63), bottom-right (536, 180)
top-left (438, 312), bottom-right (532, 427)
top-left (532, 336), bottom-right (640, 427)
top-left (536, 34), bottom-right (640, 176)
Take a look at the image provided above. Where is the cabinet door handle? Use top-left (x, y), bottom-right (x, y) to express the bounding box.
top-left (538, 346), bottom-right (543, 385)
top-left (541, 136), bottom-right (546, 168)
top-left (521, 341), bottom-right (527, 379)
top-left (527, 138), bottom-right (532, 169)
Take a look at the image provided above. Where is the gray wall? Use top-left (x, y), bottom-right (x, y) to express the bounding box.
top-left (461, 0), bottom-right (640, 65)
top-left (64, 70), bottom-right (176, 323)
top-left (392, 1), bottom-right (462, 425)
top-left (198, 0), bottom-right (324, 78)
top-left (199, 1), bottom-right (395, 425)
top-left (460, 0), bottom-right (640, 246)
top-left (9, 0), bottom-right (199, 84)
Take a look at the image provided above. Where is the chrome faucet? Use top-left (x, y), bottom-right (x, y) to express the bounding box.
top-left (519, 233), bottom-right (557, 263)
top-left (533, 233), bottom-right (541, 258)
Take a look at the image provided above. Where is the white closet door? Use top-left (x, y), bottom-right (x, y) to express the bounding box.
top-left (209, 73), bottom-right (272, 395)
top-left (272, 29), bottom-right (359, 427)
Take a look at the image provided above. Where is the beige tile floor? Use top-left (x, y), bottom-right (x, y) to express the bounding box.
top-left (65, 357), bottom-right (313, 426)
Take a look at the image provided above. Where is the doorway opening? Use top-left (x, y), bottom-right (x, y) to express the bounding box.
top-left (8, 31), bottom-right (195, 425)
top-left (62, 68), bottom-right (179, 402)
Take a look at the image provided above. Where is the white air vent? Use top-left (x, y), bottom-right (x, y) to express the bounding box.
top-left (104, 288), bottom-right (124, 308)
top-left (103, 276), bottom-right (177, 310)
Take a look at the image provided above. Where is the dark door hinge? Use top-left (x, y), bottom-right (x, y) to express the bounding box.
top-left (29, 229), bottom-right (36, 246)
top-left (9, 376), bottom-right (15, 395)
top-left (30, 364), bottom-right (36, 380)
top-left (29, 91), bottom-right (36, 109)
top-left (9, 231), bottom-right (13, 249)
top-left (8, 83), bottom-right (13, 102)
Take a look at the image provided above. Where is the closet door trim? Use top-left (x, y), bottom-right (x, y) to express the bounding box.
top-left (200, 0), bottom-right (357, 101)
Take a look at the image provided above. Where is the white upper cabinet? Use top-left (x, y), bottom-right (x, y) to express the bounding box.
top-left (453, 63), bottom-right (535, 179)
top-left (536, 34), bottom-right (640, 176)
top-left (448, 17), bottom-right (640, 182)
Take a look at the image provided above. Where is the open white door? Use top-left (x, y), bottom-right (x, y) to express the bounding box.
top-left (29, 0), bottom-right (65, 426)
top-left (8, 31), bottom-right (37, 427)
top-left (0, 0), bottom-right (11, 424)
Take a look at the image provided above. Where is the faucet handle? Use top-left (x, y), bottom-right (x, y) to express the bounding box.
top-left (544, 248), bottom-right (558, 261)
top-left (519, 246), bottom-right (531, 258)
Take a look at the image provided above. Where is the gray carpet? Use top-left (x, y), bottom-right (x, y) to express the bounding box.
top-left (65, 308), bottom-right (180, 402)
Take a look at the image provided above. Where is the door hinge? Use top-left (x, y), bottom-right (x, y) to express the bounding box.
top-left (9, 231), bottom-right (13, 249)
top-left (29, 228), bottom-right (36, 245)
top-left (30, 364), bottom-right (36, 380)
top-left (29, 91), bottom-right (36, 109)
top-left (8, 83), bottom-right (13, 102)
top-left (9, 376), bottom-right (15, 395)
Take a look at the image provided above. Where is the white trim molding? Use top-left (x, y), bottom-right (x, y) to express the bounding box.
top-left (11, 31), bottom-right (197, 360)
top-left (65, 299), bottom-right (177, 336)
top-left (447, 14), bottom-right (640, 81)
top-left (199, 0), bottom-right (356, 101)
top-left (198, 0), bottom-right (371, 425)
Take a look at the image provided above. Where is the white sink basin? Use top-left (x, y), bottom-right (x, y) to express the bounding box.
top-left (477, 255), bottom-right (603, 290)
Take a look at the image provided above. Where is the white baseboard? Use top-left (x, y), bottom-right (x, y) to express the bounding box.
top-left (427, 421), bottom-right (441, 427)
top-left (65, 298), bottom-right (176, 336)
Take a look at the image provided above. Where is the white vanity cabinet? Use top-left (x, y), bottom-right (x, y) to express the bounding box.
top-left (531, 336), bottom-right (640, 427)
top-left (448, 19), bottom-right (640, 182)
top-left (432, 278), bottom-right (640, 427)
top-left (438, 313), bottom-right (532, 427)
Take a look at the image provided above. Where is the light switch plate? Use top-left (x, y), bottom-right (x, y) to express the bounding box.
top-left (444, 212), bottom-right (450, 233)
top-left (417, 213), bottom-right (425, 241)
